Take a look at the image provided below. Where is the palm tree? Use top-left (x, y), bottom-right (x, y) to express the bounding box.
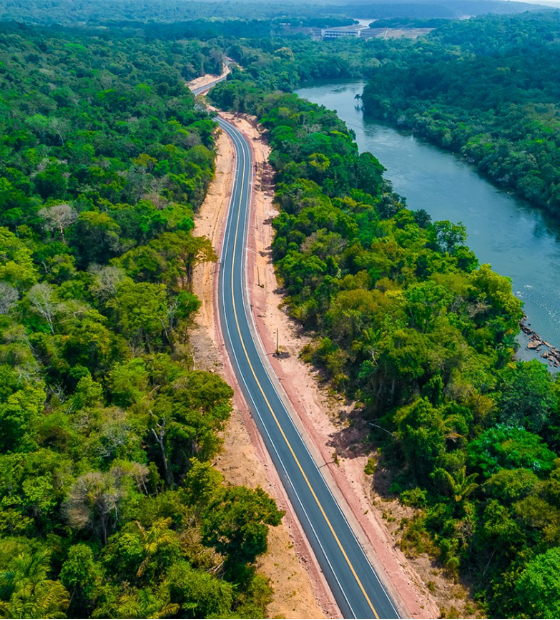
top-left (114, 586), bottom-right (179, 620)
top-left (0, 550), bottom-right (69, 619)
top-left (435, 413), bottom-right (464, 444)
top-left (135, 518), bottom-right (178, 578)
top-left (442, 466), bottom-right (479, 503)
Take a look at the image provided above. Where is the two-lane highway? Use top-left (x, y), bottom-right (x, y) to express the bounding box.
top-left (192, 77), bottom-right (400, 619)
top-left (191, 70), bottom-right (229, 96)
top-left (216, 118), bottom-right (400, 619)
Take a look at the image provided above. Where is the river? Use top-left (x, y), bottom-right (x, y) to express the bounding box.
top-left (296, 79), bottom-right (560, 366)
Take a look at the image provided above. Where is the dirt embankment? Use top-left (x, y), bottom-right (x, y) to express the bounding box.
top-left (190, 127), bottom-right (331, 619)
top-left (224, 113), bottom-right (441, 620)
top-left (190, 103), bottom-right (467, 618)
top-left (187, 63), bottom-right (230, 92)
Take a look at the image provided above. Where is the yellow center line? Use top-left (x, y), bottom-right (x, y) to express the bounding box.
top-left (225, 121), bottom-right (380, 620)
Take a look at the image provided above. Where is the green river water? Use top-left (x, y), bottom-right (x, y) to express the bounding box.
top-left (296, 80), bottom-right (560, 367)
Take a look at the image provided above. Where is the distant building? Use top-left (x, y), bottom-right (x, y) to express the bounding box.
top-left (281, 22), bottom-right (433, 42)
top-left (321, 25), bottom-right (363, 40)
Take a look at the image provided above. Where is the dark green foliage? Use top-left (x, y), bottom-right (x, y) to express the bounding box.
top-left (498, 360), bottom-right (557, 432)
top-left (0, 26), bottom-right (219, 241)
top-left (209, 38), bottom-right (380, 102)
top-left (3, 6), bottom-right (560, 617)
top-left (361, 11), bottom-right (560, 218)
top-left (0, 26), bottom-right (280, 619)
top-left (202, 486), bottom-right (283, 573)
top-left (0, 0), bottom-right (543, 28)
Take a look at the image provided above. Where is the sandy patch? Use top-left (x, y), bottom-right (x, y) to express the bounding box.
top-left (187, 63), bottom-right (230, 92)
top-left (218, 112), bottom-right (441, 620)
top-left (190, 127), bottom-right (330, 619)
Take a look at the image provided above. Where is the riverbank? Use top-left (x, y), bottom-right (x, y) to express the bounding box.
top-left (297, 80), bottom-right (560, 370)
top-left (520, 317), bottom-right (560, 368)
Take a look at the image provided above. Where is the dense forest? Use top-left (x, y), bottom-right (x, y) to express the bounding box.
top-left (0, 0), bottom-right (546, 26)
top-left (4, 3), bottom-right (560, 619)
top-left (170, 8), bottom-right (560, 222)
top-left (210, 77), bottom-right (560, 617)
top-left (361, 11), bottom-right (560, 217)
top-left (0, 26), bottom-right (283, 618)
top-left (204, 37), bottom-right (379, 102)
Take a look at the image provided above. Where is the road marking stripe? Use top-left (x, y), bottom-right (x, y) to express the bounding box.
top-left (221, 118), bottom-right (380, 620)
top-left (218, 124), bottom-right (357, 619)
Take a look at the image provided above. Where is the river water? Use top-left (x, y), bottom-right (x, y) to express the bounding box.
top-left (296, 80), bottom-right (560, 365)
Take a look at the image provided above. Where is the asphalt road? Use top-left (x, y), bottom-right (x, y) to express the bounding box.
top-left (192, 78), bottom-right (400, 620)
top-left (191, 71), bottom-right (229, 96)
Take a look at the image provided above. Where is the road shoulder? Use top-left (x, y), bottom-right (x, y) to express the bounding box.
top-left (187, 63), bottom-right (230, 92)
top-left (220, 111), bottom-right (441, 620)
top-left (190, 124), bottom-right (334, 620)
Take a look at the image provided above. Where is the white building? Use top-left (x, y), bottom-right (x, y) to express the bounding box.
top-left (321, 26), bottom-right (363, 40)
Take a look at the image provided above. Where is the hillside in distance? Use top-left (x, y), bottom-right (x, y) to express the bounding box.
top-left (0, 0), bottom-right (551, 25)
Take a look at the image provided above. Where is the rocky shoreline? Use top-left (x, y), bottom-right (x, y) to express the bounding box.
top-left (520, 316), bottom-right (560, 367)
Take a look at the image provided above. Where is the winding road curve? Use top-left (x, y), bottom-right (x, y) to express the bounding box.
top-left (192, 79), bottom-right (400, 620)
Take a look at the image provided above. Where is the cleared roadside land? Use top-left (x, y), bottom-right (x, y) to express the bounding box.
top-left (190, 74), bottom-right (439, 619)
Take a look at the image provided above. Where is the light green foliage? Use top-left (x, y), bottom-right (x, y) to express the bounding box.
top-left (109, 280), bottom-right (170, 350)
top-left (109, 359), bottom-right (150, 408)
top-left (468, 426), bottom-right (556, 478)
top-left (0, 228), bottom-right (38, 290)
top-left (515, 547), bottom-right (560, 619)
top-left (0, 366), bottom-right (45, 453)
top-left (118, 231), bottom-right (217, 290)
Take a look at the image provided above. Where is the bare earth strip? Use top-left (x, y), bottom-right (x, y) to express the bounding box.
top-left (222, 112), bottom-right (441, 619)
top-left (187, 64), bottom-right (230, 92)
top-left (190, 129), bottom-right (332, 619)
top-left (191, 105), bottom-right (442, 618)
